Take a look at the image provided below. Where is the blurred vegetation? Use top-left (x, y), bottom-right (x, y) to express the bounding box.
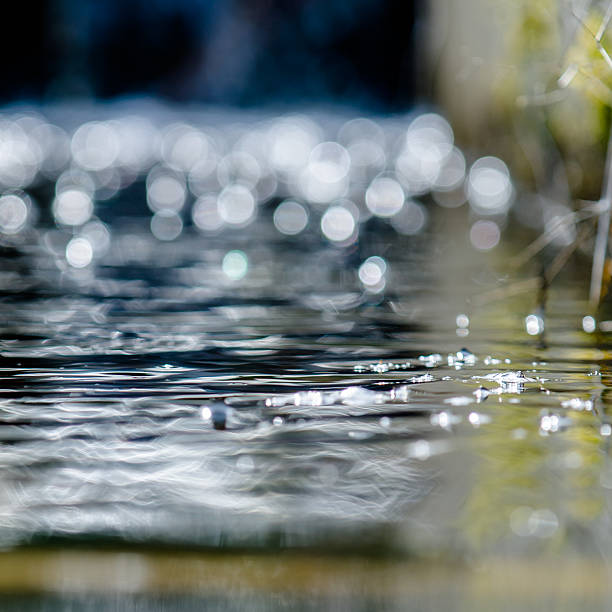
top-left (491, 0), bottom-right (612, 200)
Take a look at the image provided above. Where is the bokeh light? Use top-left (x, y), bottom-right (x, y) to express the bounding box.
top-left (146, 171), bottom-right (187, 213)
top-left (365, 176), bottom-right (404, 218)
top-left (150, 210), bottom-right (184, 241)
top-left (217, 184), bottom-right (256, 227)
top-left (71, 121), bottom-right (119, 172)
top-left (273, 200), bottom-right (309, 236)
top-left (467, 157), bottom-right (513, 215)
top-left (321, 204), bottom-right (357, 243)
top-left (222, 250), bottom-right (249, 280)
top-left (358, 256), bottom-right (387, 292)
top-left (192, 195), bottom-right (224, 232)
top-left (52, 189), bottom-right (94, 226)
top-left (395, 113), bottom-right (454, 194)
top-left (65, 237), bottom-right (93, 268)
top-left (0, 193), bottom-right (29, 234)
top-left (469, 219), bottom-right (501, 251)
top-left (389, 199), bottom-right (427, 235)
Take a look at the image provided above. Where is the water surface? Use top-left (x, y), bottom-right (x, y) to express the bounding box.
top-left (1, 106), bottom-right (611, 609)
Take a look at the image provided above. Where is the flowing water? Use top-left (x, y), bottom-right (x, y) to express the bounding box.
top-left (1, 106), bottom-right (612, 610)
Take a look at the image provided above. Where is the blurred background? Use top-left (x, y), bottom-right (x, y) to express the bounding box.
top-left (5, 0), bottom-right (608, 203)
top-left (4, 1), bottom-right (612, 611)
top-left (2, 0), bottom-right (422, 110)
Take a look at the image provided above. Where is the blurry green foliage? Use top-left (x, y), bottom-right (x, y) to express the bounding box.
top-left (491, 1), bottom-right (612, 198)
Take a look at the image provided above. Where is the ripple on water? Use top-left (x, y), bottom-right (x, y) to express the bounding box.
top-left (0, 109), bottom-right (609, 568)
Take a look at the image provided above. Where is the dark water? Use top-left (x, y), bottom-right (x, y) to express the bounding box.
top-left (1, 106), bottom-right (612, 609)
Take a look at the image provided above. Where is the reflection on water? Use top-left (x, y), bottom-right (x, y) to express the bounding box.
top-left (1, 105), bottom-right (612, 608)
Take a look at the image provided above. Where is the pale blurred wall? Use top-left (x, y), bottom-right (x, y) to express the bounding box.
top-left (427, 0), bottom-right (519, 145)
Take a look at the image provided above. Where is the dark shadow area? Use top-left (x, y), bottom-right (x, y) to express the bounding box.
top-left (0, 0), bottom-right (421, 110)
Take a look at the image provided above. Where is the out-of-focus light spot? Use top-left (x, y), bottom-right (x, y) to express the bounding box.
top-left (56, 169), bottom-right (96, 197)
top-left (91, 167), bottom-right (122, 201)
top-left (217, 151), bottom-right (261, 189)
top-left (66, 237), bottom-right (93, 268)
top-left (410, 439), bottom-right (431, 461)
top-left (561, 397), bottom-right (592, 411)
top-left (201, 406), bottom-right (212, 421)
top-left (309, 142), bottom-right (351, 183)
top-left (432, 411), bottom-right (451, 429)
top-left (31, 122), bottom-right (71, 176)
top-left (223, 250), bottom-right (248, 280)
top-left (188, 155), bottom-right (220, 196)
top-left (358, 256), bottom-right (387, 293)
top-left (540, 413), bottom-right (560, 433)
top-left (365, 176), bottom-right (404, 217)
top-left (146, 173), bottom-right (186, 213)
top-left (348, 140), bottom-right (385, 172)
top-left (268, 116), bottom-right (321, 176)
top-left (0, 194), bottom-right (28, 234)
top-left (339, 117), bottom-right (386, 175)
top-left (390, 199), bottom-right (427, 235)
top-left (582, 315), bottom-right (596, 333)
top-left (338, 117), bottom-right (385, 147)
top-left (434, 147), bottom-right (466, 192)
top-left (467, 156), bottom-right (513, 215)
top-left (601, 423), bottom-right (612, 436)
top-left (115, 117), bottom-right (159, 172)
top-left (515, 506), bottom-right (559, 537)
top-left (395, 113), bottom-right (454, 193)
top-left (468, 412), bottom-right (481, 426)
top-left (162, 124), bottom-right (210, 173)
top-left (299, 141), bottom-right (350, 203)
top-left (544, 204), bottom-right (576, 246)
top-left (525, 314), bottom-right (544, 336)
top-left (80, 220), bottom-right (111, 256)
top-left (456, 314), bottom-right (469, 328)
top-left (273, 200), bottom-right (309, 235)
top-left (321, 205), bottom-right (357, 243)
top-left (469, 220), bottom-right (500, 251)
top-left (380, 416), bottom-right (392, 428)
top-left (192, 195), bottom-right (224, 232)
top-left (71, 121), bottom-right (119, 171)
top-left (150, 210), bottom-right (183, 241)
top-left (0, 123), bottom-right (42, 188)
top-left (254, 172), bottom-right (278, 202)
top-left (217, 184), bottom-right (256, 227)
top-left (510, 506), bottom-right (559, 537)
top-left (52, 189), bottom-right (93, 226)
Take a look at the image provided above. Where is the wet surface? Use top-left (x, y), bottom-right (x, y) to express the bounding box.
top-left (1, 106), bottom-right (612, 608)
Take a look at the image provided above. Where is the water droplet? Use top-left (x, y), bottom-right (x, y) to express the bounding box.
top-left (525, 314), bottom-right (544, 336)
top-left (582, 315), bottom-right (596, 333)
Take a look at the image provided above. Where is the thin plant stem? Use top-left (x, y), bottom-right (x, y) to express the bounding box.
top-left (546, 221), bottom-right (594, 284)
top-left (511, 203), bottom-right (602, 268)
top-left (596, 0), bottom-right (612, 42)
top-left (572, 8), bottom-right (612, 70)
top-left (590, 126), bottom-right (612, 307)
